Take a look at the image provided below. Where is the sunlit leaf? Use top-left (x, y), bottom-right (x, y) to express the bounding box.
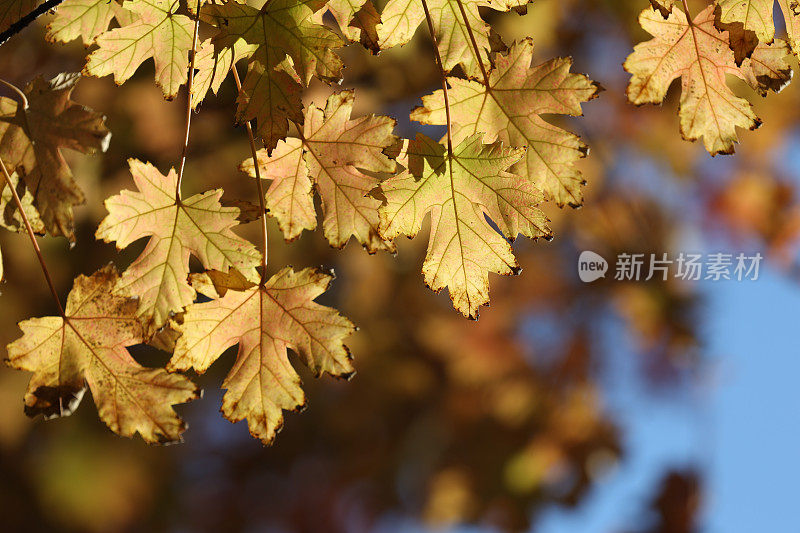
top-left (6, 265), bottom-right (199, 443)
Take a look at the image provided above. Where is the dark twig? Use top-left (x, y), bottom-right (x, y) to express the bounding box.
top-left (0, 0), bottom-right (67, 48)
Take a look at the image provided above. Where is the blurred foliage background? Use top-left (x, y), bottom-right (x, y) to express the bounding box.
top-left (1, 0), bottom-right (796, 531)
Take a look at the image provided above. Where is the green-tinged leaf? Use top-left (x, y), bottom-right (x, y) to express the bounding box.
top-left (380, 134), bottom-right (551, 319)
top-left (203, 0), bottom-right (343, 85)
top-left (95, 159), bottom-right (260, 335)
top-left (84, 0), bottom-right (194, 99)
top-left (411, 39), bottom-right (599, 207)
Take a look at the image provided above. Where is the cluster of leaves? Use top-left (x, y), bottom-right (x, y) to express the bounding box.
top-left (630, 0), bottom-right (795, 154)
top-left (3, 0), bottom-right (785, 446)
top-left (0, 0), bottom-right (598, 445)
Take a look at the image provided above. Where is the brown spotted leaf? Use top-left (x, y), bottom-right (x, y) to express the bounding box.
top-left (379, 134), bottom-right (551, 319)
top-left (625, 5), bottom-right (792, 155)
top-left (0, 73), bottom-right (110, 241)
top-left (411, 39), bottom-right (599, 207)
top-left (168, 267), bottom-right (355, 444)
top-left (240, 91), bottom-right (396, 252)
top-left (95, 159), bottom-right (260, 335)
top-left (6, 265), bottom-right (199, 444)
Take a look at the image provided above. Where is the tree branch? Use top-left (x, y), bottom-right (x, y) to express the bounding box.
top-left (0, 0), bottom-right (67, 48)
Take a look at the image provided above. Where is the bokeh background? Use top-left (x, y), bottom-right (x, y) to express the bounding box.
top-left (1, 0), bottom-right (798, 531)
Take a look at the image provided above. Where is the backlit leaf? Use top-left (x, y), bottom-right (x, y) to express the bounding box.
top-left (84, 0), bottom-right (194, 99)
top-left (6, 265), bottom-right (199, 444)
top-left (169, 267), bottom-right (355, 444)
top-left (411, 39), bottom-right (599, 207)
top-left (0, 73), bottom-right (110, 241)
top-left (379, 134), bottom-right (551, 319)
top-left (95, 159), bottom-right (260, 335)
top-left (240, 91), bottom-right (397, 252)
top-left (46, 0), bottom-right (122, 45)
top-left (202, 0), bottom-right (344, 86)
top-left (377, 0), bottom-right (526, 78)
top-left (624, 5), bottom-right (792, 155)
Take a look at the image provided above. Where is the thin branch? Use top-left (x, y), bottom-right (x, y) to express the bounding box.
top-left (0, 0), bottom-right (66, 47)
top-left (453, 0), bottom-right (490, 86)
top-left (231, 66), bottom-right (269, 283)
top-left (0, 158), bottom-right (65, 316)
top-left (176, 0), bottom-right (202, 201)
top-left (421, 0), bottom-right (454, 155)
top-left (0, 79), bottom-right (28, 109)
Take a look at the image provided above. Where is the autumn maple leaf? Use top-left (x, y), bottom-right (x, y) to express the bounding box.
top-left (0, 73), bottom-right (110, 241)
top-left (46, 0), bottom-right (123, 45)
top-left (6, 265), bottom-right (199, 444)
top-left (380, 134), bottom-right (551, 319)
top-left (96, 159), bottom-right (260, 334)
top-left (203, 0), bottom-right (344, 86)
top-left (377, 0), bottom-right (525, 78)
top-left (625, 5), bottom-right (792, 155)
top-left (84, 0), bottom-right (194, 99)
top-left (191, 38), bottom-right (256, 110)
top-left (240, 91), bottom-right (397, 252)
top-left (168, 267), bottom-right (355, 444)
top-left (411, 39), bottom-right (599, 207)
top-left (235, 53), bottom-right (304, 152)
top-left (714, 0), bottom-right (800, 52)
top-left (318, 0), bottom-right (381, 53)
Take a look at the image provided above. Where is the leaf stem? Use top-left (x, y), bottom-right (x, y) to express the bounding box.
top-left (681, 0), bottom-right (693, 23)
top-left (0, 0), bottom-right (66, 47)
top-left (453, 0), bottom-right (490, 86)
top-left (176, 0), bottom-right (202, 201)
top-left (420, 0), bottom-right (454, 155)
top-left (0, 158), bottom-right (65, 317)
top-left (231, 66), bottom-right (269, 283)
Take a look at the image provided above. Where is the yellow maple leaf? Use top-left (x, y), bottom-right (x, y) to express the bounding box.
top-left (169, 267), bottom-right (355, 444)
top-left (240, 91), bottom-right (397, 252)
top-left (377, 0), bottom-right (526, 78)
top-left (96, 159), bottom-right (260, 334)
top-left (716, 0), bottom-right (800, 60)
top-left (625, 5), bottom-right (792, 155)
top-left (380, 134), bottom-right (551, 319)
top-left (6, 265), bottom-right (199, 444)
top-left (46, 0), bottom-right (123, 45)
top-left (411, 39), bottom-right (599, 207)
top-left (84, 0), bottom-right (194, 99)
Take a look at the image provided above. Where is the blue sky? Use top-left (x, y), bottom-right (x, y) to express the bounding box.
top-left (534, 264), bottom-right (800, 533)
